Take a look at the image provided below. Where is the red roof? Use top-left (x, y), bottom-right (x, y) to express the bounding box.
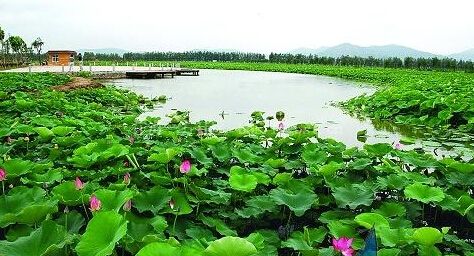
top-left (46, 50), bottom-right (77, 54)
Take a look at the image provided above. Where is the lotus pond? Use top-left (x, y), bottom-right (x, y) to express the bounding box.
top-left (0, 72), bottom-right (473, 256)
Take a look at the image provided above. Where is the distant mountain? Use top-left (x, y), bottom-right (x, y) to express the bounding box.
top-left (449, 49), bottom-right (474, 61)
top-left (77, 48), bottom-right (128, 55)
top-left (289, 43), bottom-right (438, 59)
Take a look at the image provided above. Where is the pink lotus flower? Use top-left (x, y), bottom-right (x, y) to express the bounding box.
top-left (123, 200), bottom-right (132, 211)
top-left (89, 195), bottom-right (101, 212)
top-left (124, 160), bottom-right (130, 168)
top-left (0, 168), bottom-right (6, 181)
top-left (74, 177), bottom-right (84, 190)
top-left (180, 160), bottom-right (191, 174)
top-left (393, 141), bottom-right (402, 150)
top-left (123, 172), bottom-right (131, 185)
top-left (278, 122), bottom-right (285, 131)
top-left (169, 199), bottom-right (175, 210)
top-left (332, 237), bottom-right (354, 256)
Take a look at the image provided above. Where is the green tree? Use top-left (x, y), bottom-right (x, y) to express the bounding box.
top-left (7, 36), bottom-right (26, 63)
top-left (32, 37), bottom-right (44, 64)
top-left (0, 26), bottom-right (5, 65)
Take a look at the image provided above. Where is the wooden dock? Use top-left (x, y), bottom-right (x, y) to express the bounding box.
top-left (125, 69), bottom-right (199, 79)
top-left (176, 69), bottom-right (200, 76)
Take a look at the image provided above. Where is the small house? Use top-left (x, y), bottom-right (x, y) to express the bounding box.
top-left (46, 50), bottom-right (77, 66)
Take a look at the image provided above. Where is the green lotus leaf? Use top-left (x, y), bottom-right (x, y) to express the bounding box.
top-left (327, 220), bottom-right (357, 238)
top-left (33, 126), bottom-right (54, 140)
top-left (264, 158), bottom-right (287, 169)
top-left (232, 148), bottom-right (261, 164)
top-left (147, 147), bottom-right (181, 164)
top-left (272, 173), bottom-right (292, 186)
top-left (209, 143), bottom-right (232, 162)
top-left (186, 226), bottom-right (216, 242)
top-left (270, 180), bottom-right (317, 217)
top-left (136, 242), bottom-right (180, 256)
top-left (125, 213), bottom-right (166, 244)
top-left (375, 202), bottom-right (406, 218)
top-left (5, 224), bottom-right (34, 242)
top-left (200, 136), bottom-right (226, 145)
top-left (57, 210), bottom-right (86, 234)
top-left (229, 166), bottom-right (258, 192)
top-left (404, 183), bottom-right (445, 204)
top-left (51, 126), bottom-right (75, 136)
top-left (69, 138), bottom-right (129, 168)
top-left (75, 211), bottom-right (128, 256)
top-left (0, 186), bottom-right (58, 227)
top-left (189, 148), bottom-right (213, 166)
top-left (204, 236), bottom-right (257, 256)
top-left (412, 227), bottom-right (443, 246)
top-left (190, 186), bottom-right (231, 205)
top-left (235, 195), bottom-right (278, 218)
top-left (354, 213), bottom-right (390, 229)
top-left (315, 161), bottom-right (344, 176)
top-left (198, 214), bottom-right (237, 236)
top-left (349, 158), bottom-right (372, 170)
top-left (0, 220), bottom-right (68, 256)
top-left (302, 144), bottom-right (327, 166)
top-left (378, 248), bottom-right (401, 256)
top-left (163, 189), bottom-right (193, 215)
top-left (281, 231), bottom-right (313, 251)
top-left (363, 143), bottom-right (393, 157)
top-left (332, 183), bottom-right (374, 209)
top-left (0, 158), bottom-right (35, 178)
top-left (95, 189), bottom-right (135, 212)
top-left (27, 168), bottom-right (63, 185)
top-left (133, 186), bottom-right (171, 214)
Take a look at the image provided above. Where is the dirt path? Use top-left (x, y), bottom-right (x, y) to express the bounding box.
top-left (52, 77), bottom-right (103, 91)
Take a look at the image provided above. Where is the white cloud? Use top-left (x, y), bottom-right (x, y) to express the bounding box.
top-left (0, 0), bottom-right (472, 54)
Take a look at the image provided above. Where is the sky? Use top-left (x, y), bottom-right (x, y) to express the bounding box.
top-left (0, 0), bottom-right (473, 55)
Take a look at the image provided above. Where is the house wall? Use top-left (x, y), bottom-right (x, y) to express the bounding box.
top-left (48, 52), bottom-right (75, 66)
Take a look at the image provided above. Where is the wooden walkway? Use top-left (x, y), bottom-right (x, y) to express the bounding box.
top-left (125, 69), bottom-right (199, 79)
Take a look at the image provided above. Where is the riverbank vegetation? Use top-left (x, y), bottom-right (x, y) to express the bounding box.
top-left (84, 51), bottom-right (474, 72)
top-left (0, 72), bottom-right (473, 255)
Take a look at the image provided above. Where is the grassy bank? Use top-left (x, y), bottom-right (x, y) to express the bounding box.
top-left (0, 72), bottom-right (473, 255)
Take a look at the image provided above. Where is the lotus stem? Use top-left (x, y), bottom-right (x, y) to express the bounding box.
top-left (172, 212), bottom-right (178, 236)
top-left (2, 181), bottom-right (5, 202)
top-left (286, 210), bottom-right (292, 231)
top-left (81, 191), bottom-right (90, 221)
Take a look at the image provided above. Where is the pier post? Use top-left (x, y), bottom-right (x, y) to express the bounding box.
top-left (28, 65), bottom-right (32, 73)
top-left (112, 65), bottom-right (115, 72)
top-left (89, 65), bottom-right (92, 72)
top-left (62, 65), bottom-right (65, 73)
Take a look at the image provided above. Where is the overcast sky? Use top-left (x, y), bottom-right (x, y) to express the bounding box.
top-left (1, 0), bottom-right (473, 54)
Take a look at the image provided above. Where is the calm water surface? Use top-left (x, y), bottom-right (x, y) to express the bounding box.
top-left (111, 69), bottom-right (406, 147)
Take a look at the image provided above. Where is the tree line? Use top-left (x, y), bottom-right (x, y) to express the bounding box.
top-left (84, 51), bottom-right (474, 72)
top-left (0, 25), bottom-right (44, 67)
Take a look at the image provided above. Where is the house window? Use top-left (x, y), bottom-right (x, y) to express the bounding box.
top-left (52, 54), bottom-right (59, 62)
